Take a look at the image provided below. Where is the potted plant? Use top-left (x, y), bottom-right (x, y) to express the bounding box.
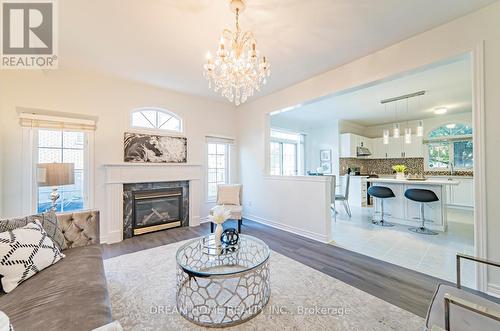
top-left (392, 164), bottom-right (407, 180)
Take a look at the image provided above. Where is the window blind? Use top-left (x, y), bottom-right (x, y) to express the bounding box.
top-left (19, 113), bottom-right (97, 131)
top-left (205, 135), bottom-right (235, 145)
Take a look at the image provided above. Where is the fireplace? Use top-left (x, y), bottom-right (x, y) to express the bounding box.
top-left (132, 187), bottom-right (183, 236)
top-left (123, 181), bottom-right (189, 239)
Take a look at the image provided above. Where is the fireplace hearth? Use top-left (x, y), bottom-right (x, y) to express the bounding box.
top-left (123, 181), bottom-right (189, 239)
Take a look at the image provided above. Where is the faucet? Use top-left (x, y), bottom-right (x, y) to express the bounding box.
top-left (450, 161), bottom-right (455, 176)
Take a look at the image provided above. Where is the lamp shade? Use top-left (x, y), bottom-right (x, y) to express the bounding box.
top-left (37, 163), bottom-right (75, 187)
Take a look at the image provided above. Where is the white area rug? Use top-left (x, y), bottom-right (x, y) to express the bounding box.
top-left (104, 241), bottom-right (424, 330)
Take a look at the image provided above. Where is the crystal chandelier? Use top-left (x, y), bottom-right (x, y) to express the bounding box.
top-left (203, 0), bottom-right (270, 105)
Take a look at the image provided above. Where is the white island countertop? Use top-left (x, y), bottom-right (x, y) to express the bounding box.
top-left (367, 177), bottom-right (458, 231)
top-left (367, 178), bottom-right (459, 185)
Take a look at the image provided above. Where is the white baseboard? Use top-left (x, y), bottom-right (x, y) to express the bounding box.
top-left (243, 213), bottom-right (329, 243)
top-left (487, 283), bottom-right (500, 298)
top-left (105, 230), bottom-right (123, 244)
top-left (189, 215), bottom-right (201, 227)
top-left (446, 204), bottom-right (474, 212)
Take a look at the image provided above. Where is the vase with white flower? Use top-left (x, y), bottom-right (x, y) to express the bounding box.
top-left (392, 164), bottom-right (407, 180)
top-left (208, 205), bottom-right (232, 251)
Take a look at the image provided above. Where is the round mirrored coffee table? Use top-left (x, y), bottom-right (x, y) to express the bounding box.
top-left (176, 234), bottom-right (271, 327)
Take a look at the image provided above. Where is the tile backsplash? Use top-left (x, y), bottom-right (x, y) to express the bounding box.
top-left (340, 157), bottom-right (424, 175)
top-left (339, 157), bottom-right (474, 177)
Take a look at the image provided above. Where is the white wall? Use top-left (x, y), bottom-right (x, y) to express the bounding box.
top-left (240, 174), bottom-right (333, 243)
top-left (237, 2), bottom-right (500, 292)
top-left (0, 68), bottom-right (238, 233)
top-left (305, 123), bottom-right (340, 177)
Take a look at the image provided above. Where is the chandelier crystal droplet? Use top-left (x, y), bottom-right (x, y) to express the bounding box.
top-left (203, 0), bottom-right (270, 105)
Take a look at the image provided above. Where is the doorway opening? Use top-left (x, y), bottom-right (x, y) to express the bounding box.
top-left (268, 52), bottom-right (482, 289)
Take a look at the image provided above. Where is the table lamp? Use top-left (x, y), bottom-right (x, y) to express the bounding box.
top-left (37, 163), bottom-right (75, 211)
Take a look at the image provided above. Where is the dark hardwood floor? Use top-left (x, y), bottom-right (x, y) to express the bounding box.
top-left (102, 219), bottom-right (450, 318)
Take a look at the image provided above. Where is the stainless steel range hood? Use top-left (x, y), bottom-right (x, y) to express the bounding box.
top-left (357, 146), bottom-right (372, 157)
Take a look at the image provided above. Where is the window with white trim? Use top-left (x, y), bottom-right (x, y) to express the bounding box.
top-left (206, 139), bottom-right (232, 199)
top-left (426, 123), bottom-right (473, 170)
top-left (36, 129), bottom-right (88, 213)
top-left (269, 129), bottom-right (304, 176)
top-left (131, 108), bottom-right (182, 132)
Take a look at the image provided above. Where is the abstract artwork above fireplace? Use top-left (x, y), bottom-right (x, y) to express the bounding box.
top-left (123, 181), bottom-right (189, 239)
top-left (124, 132), bottom-right (187, 163)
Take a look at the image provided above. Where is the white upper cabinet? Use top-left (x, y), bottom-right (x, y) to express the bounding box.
top-left (340, 133), bottom-right (357, 157)
top-left (372, 137), bottom-right (387, 158)
top-left (402, 135), bottom-right (423, 158)
top-left (363, 135), bottom-right (423, 159)
top-left (387, 136), bottom-right (403, 158)
top-left (340, 132), bottom-right (423, 159)
top-left (357, 135), bottom-right (372, 151)
top-left (340, 133), bottom-right (374, 158)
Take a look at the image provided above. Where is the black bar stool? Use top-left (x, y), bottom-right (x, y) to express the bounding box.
top-left (404, 188), bottom-right (439, 235)
top-left (368, 186), bottom-right (395, 227)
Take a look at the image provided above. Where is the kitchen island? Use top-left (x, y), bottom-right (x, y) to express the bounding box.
top-left (367, 177), bottom-right (459, 231)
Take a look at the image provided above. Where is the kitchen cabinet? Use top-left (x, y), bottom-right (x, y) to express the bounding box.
top-left (357, 135), bottom-right (372, 152)
top-left (340, 133), bottom-right (372, 158)
top-left (451, 178), bottom-right (474, 208)
top-left (370, 135), bottom-right (423, 159)
top-left (347, 176), bottom-right (368, 207)
top-left (372, 138), bottom-right (387, 158)
top-left (402, 135), bottom-right (423, 158)
top-left (387, 137), bottom-right (402, 158)
top-left (341, 133), bottom-right (423, 159)
top-left (429, 177), bottom-right (474, 209)
top-left (340, 133), bottom-right (356, 158)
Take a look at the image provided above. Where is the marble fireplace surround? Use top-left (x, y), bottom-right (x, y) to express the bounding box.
top-left (123, 181), bottom-right (189, 239)
top-left (103, 163), bottom-right (202, 243)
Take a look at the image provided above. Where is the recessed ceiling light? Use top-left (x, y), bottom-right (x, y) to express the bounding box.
top-left (434, 107), bottom-right (448, 115)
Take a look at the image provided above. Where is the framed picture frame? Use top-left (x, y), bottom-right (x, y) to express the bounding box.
top-left (124, 132), bottom-right (187, 163)
top-left (320, 161), bottom-right (332, 174)
top-left (320, 149), bottom-right (331, 161)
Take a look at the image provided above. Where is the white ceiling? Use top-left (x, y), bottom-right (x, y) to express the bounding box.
top-left (271, 55), bottom-right (472, 128)
top-left (59, 0), bottom-right (495, 102)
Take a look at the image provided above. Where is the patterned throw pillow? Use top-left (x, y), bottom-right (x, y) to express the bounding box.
top-left (0, 216), bottom-right (26, 232)
top-left (0, 220), bottom-right (65, 293)
top-left (0, 211), bottom-right (66, 251)
top-left (32, 211), bottom-right (67, 251)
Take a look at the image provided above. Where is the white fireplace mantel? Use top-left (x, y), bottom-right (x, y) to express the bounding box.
top-left (102, 163), bottom-right (203, 243)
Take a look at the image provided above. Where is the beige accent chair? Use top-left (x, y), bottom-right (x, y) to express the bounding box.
top-left (210, 184), bottom-right (243, 233)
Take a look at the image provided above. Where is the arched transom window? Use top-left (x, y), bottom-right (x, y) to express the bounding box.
top-left (131, 108), bottom-right (182, 132)
top-left (426, 123), bottom-right (473, 169)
